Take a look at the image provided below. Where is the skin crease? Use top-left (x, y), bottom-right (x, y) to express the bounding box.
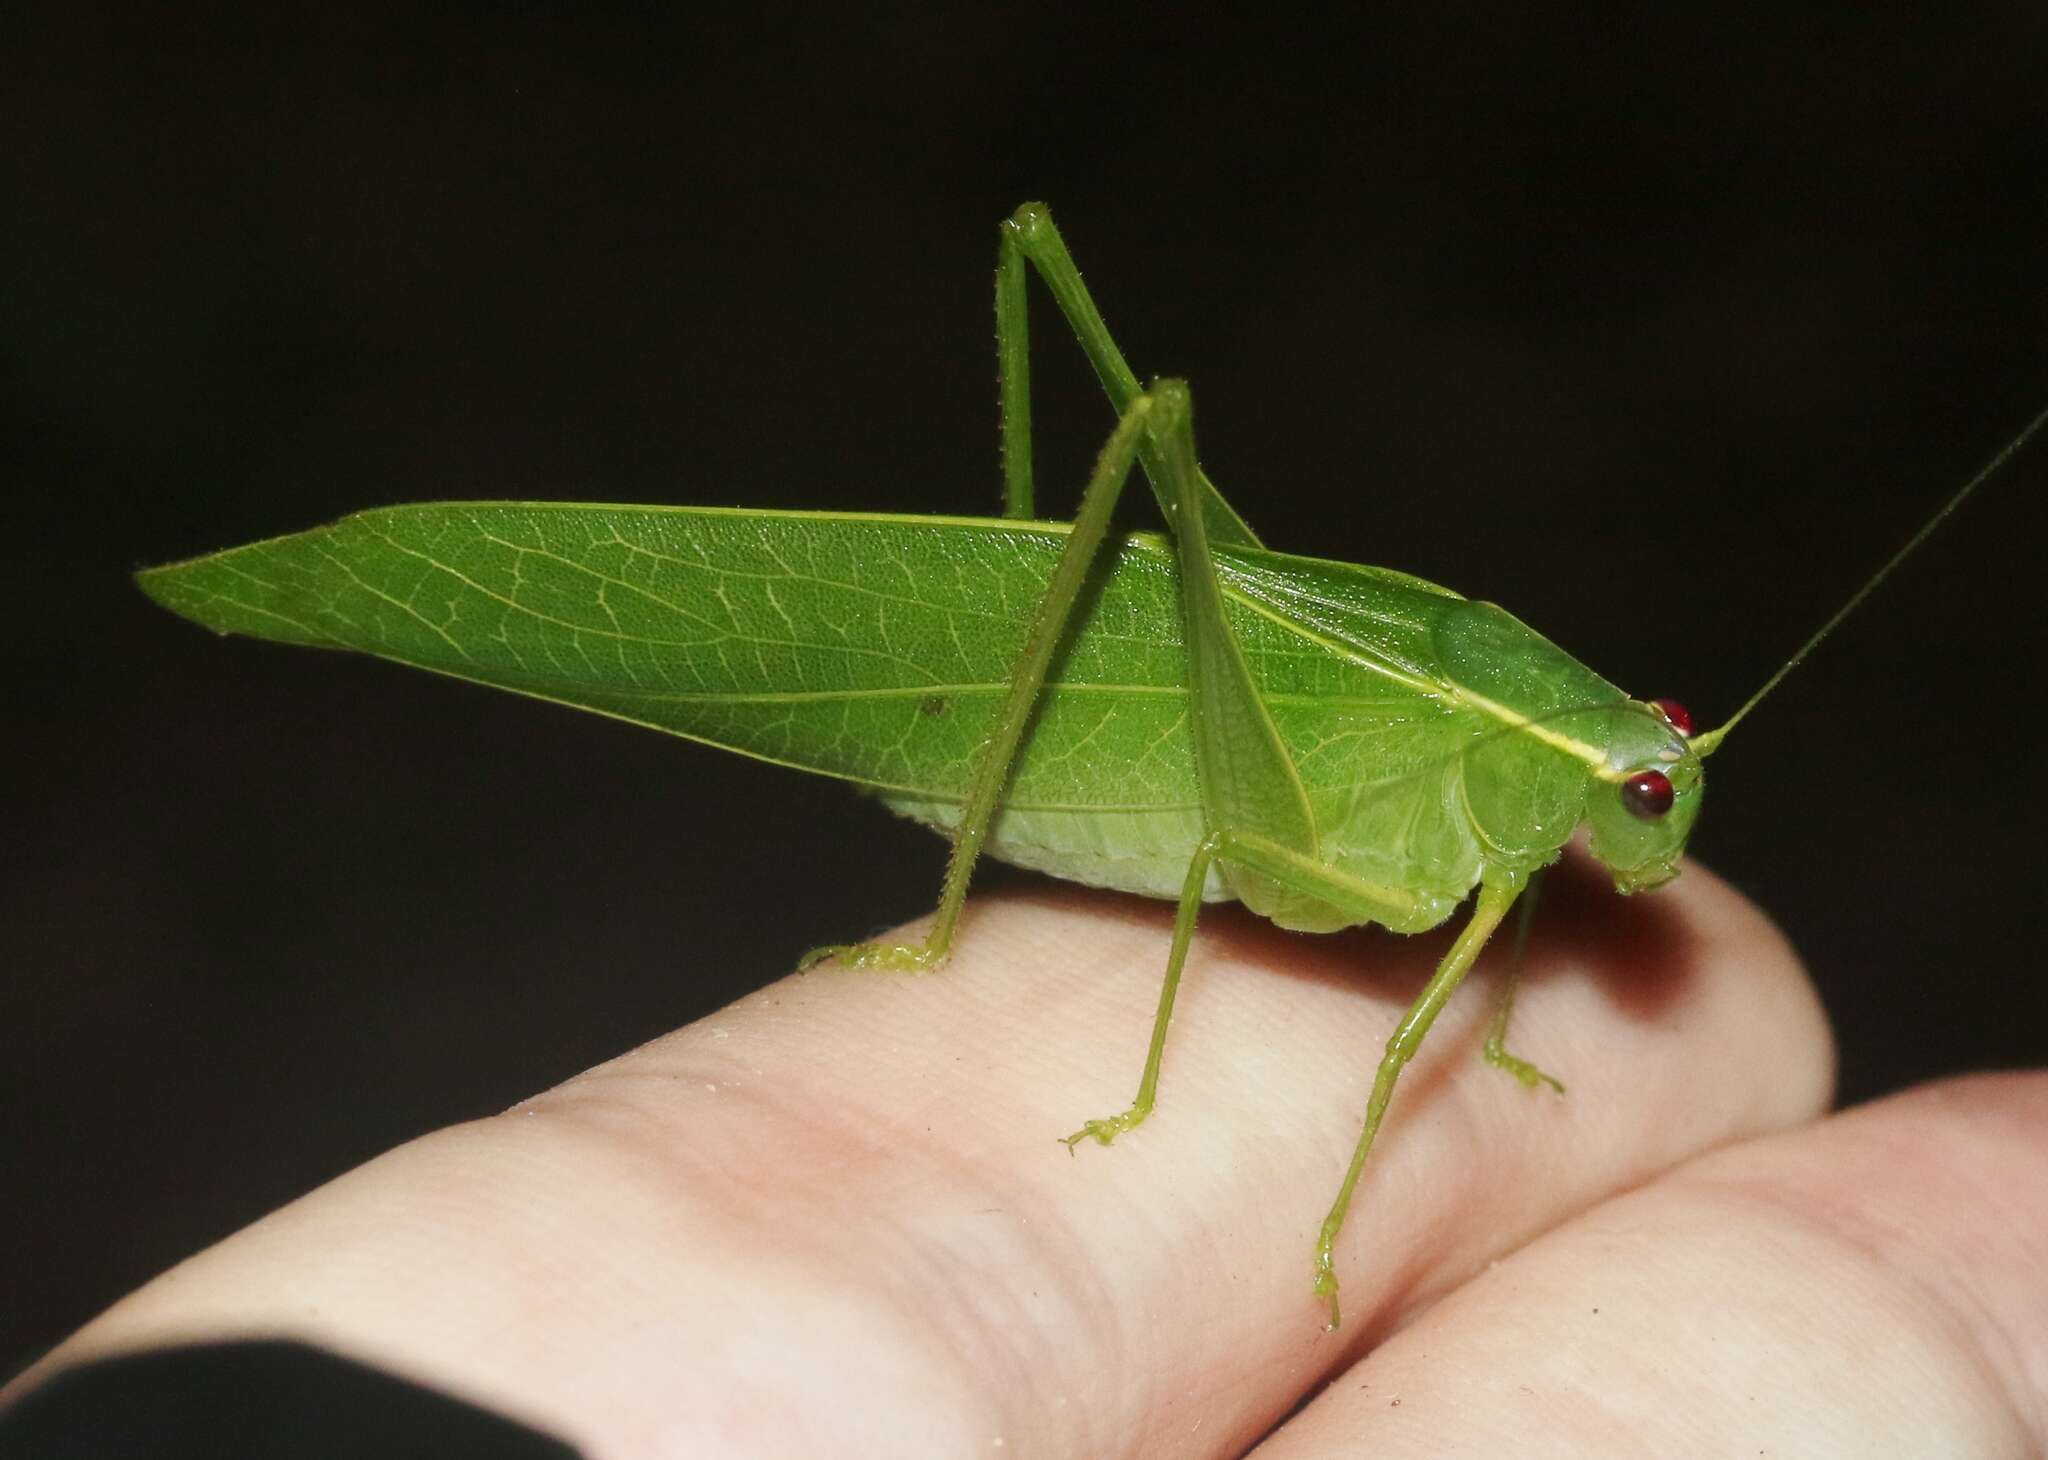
top-left (6, 856), bottom-right (2044, 1458)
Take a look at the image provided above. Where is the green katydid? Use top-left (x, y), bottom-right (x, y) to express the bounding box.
top-left (137, 202), bottom-right (2042, 1329)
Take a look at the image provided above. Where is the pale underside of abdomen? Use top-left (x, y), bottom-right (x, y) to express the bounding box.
top-left (877, 790), bottom-right (1479, 936)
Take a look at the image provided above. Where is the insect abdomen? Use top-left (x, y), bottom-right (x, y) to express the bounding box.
top-left (878, 794), bottom-right (1227, 902)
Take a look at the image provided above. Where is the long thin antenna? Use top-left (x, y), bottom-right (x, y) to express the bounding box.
top-left (1693, 401), bottom-right (2048, 758)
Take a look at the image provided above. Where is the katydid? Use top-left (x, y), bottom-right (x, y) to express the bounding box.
top-left (136, 202), bottom-right (2042, 1330)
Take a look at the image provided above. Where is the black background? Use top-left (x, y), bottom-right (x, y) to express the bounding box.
top-left (6, 8), bottom-right (2046, 1375)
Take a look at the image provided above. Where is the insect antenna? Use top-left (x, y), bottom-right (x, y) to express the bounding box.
top-left (1692, 401), bottom-right (2048, 757)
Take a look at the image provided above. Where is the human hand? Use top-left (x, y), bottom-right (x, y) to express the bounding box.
top-left (10, 860), bottom-right (2045, 1456)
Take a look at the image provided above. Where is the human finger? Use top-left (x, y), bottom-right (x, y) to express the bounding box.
top-left (1250, 1072), bottom-right (2048, 1457)
top-left (11, 859), bottom-right (1828, 1457)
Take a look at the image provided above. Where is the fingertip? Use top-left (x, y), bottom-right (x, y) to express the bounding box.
top-left (1662, 857), bottom-right (1838, 1116)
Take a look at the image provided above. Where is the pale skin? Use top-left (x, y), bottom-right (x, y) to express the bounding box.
top-left (11, 865), bottom-right (2048, 1458)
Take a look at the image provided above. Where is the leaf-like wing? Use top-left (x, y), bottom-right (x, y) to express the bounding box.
top-left (139, 503), bottom-right (1475, 824)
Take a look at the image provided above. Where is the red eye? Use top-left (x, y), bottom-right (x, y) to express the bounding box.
top-left (1622, 769), bottom-right (1675, 819)
top-left (1649, 698), bottom-right (1694, 736)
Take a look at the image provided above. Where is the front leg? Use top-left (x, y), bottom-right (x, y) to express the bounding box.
top-left (1481, 868), bottom-right (1566, 1093)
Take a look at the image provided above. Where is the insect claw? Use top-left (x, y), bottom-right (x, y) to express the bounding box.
top-left (796, 940), bottom-right (945, 973)
top-left (1482, 1046), bottom-right (1566, 1095)
top-left (1313, 1262), bottom-right (1342, 1332)
top-left (1060, 1112), bottom-right (1140, 1150)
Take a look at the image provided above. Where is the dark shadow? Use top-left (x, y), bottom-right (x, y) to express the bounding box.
top-left (1512, 846), bottom-right (1704, 1022)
